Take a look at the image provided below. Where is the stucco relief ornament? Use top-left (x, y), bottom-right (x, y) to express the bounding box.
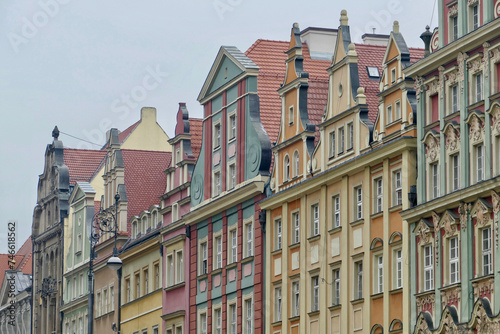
top-left (438, 66), bottom-right (445, 99)
top-left (469, 116), bottom-right (483, 142)
top-left (432, 211), bottom-right (440, 265)
top-left (426, 136), bottom-right (439, 162)
top-left (416, 222), bottom-right (431, 244)
top-left (441, 213), bottom-right (456, 237)
top-left (446, 71), bottom-right (458, 85)
top-left (448, 4), bottom-right (458, 17)
top-left (491, 105), bottom-right (500, 135)
top-left (469, 58), bottom-right (482, 74)
top-left (458, 202), bottom-right (470, 231)
top-left (491, 46), bottom-right (500, 64)
top-left (445, 127), bottom-right (459, 152)
top-left (416, 317), bottom-right (432, 334)
top-left (415, 76), bottom-right (424, 101)
top-left (468, 0), bottom-right (479, 6)
top-left (457, 52), bottom-right (467, 91)
top-left (483, 42), bottom-right (490, 78)
top-left (492, 191), bottom-right (500, 248)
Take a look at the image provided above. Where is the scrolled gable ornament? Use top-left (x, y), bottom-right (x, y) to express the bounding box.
top-left (425, 134), bottom-right (440, 162)
top-left (444, 125), bottom-right (460, 153)
top-left (468, 115), bottom-right (484, 143)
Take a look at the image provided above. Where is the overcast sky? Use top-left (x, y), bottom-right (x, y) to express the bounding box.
top-left (0, 0), bottom-right (437, 252)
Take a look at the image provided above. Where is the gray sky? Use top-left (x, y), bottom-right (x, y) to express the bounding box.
top-left (0, 0), bottom-right (437, 252)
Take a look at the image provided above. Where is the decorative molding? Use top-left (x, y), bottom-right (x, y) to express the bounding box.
top-left (458, 202), bottom-right (471, 231)
top-left (415, 220), bottom-right (433, 244)
top-left (424, 134), bottom-right (440, 163)
top-left (444, 124), bottom-right (460, 153)
top-left (468, 0), bottom-right (479, 6)
top-left (439, 211), bottom-right (458, 237)
top-left (457, 52), bottom-right (468, 93)
top-left (472, 276), bottom-right (494, 302)
top-left (483, 43), bottom-right (490, 79)
top-left (490, 104), bottom-right (500, 136)
top-left (415, 76), bottom-right (424, 100)
top-left (495, 0), bottom-right (500, 19)
top-left (441, 286), bottom-right (461, 310)
top-left (448, 4), bottom-right (458, 17)
top-left (438, 66), bottom-right (445, 100)
top-left (468, 57), bottom-right (483, 74)
top-left (446, 70), bottom-right (459, 85)
top-left (432, 211), bottom-right (440, 265)
top-left (468, 115), bottom-right (485, 145)
top-left (416, 293), bottom-right (435, 317)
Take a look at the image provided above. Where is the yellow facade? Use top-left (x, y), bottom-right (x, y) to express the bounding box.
top-left (262, 15), bottom-right (421, 334)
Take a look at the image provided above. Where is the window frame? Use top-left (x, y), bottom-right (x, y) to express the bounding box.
top-left (355, 186), bottom-right (363, 220)
top-left (329, 130), bottom-right (336, 158)
top-left (244, 218), bottom-right (254, 258)
top-left (291, 280), bottom-right (300, 317)
top-left (311, 203), bottom-right (320, 237)
top-left (333, 195), bottom-right (341, 228)
top-left (354, 260), bottom-right (363, 300)
top-left (332, 267), bottom-right (341, 306)
top-left (423, 245), bottom-right (434, 291)
top-left (311, 275), bottom-right (319, 312)
top-left (374, 177), bottom-right (383, 213)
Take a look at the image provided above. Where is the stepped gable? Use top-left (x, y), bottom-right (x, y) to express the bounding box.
top-left (354, 43), bottom-right (387, 123)
top-left (189, 118), bottom-right (203, 159)
top-left (63, 148), bottom-right (106, 184)
top-left (121, 149), bottom-right (172, 223)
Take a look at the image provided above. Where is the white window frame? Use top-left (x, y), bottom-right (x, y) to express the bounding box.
top-left (393, 170), bottom-right (402, 206)
top-left (394, 248), bottom-right (402, 289)
top-left (375, 254), bottom-right (383, 293)
top-left (329, 130), bottom-right (336, 158)
top-left (213, 307), bottom-right (222, 334)
top-left (332, 268), bottom-right (340, 305)
top-left (475, 72), bottom-right (483, 102)
top-left (311, 275), bottom-right (319, 312)
top-left (228, 163), bottom-right (237, 189)
top-left (292, 211), bottom-right (300, 244)
top-left (452, 154), bottom-right (460, 191)
top-left (431, 163), bottom-right (439, 199)
top-left (451, 85), bottom-right (459, 114)
top-left (229, 227), bottom-right (238, 264)
top-left (274, 219), bottom-right (282, 250)
top-left (355, 186), bottom-right (363, 220)
top-left (311, 203), bottom-right (319, 237)
top-left (354, 260), bottom-right (363, 299)
top-left (213, 170), bottom-right (222, 197)
top-left (199, 241), bottom-right (208, 275)
top-left (289, 106), bottom-right (294, 125)
top-left (244, 218), bottom-right (254, 258)
top-left (214, 234), bottom-right (223, 270)
top-left (213, 121), bottom-right (221, 149)
top-left (228, 112), bottom-right (237, 141)
top-left (284, 155), bottom-right (290, 182)
top-left (423, 245), bottom-right (434, 291)
top-left (387, 104), bottom-right (393, 124)
top-left (395, 100), bottom-right (401, 120)
top-left (374, 177), bottom-right (383, 213)
top-left (476, 144), bottom-right (484, 183)
top-left (449, 236), bottom-right (459, 284)
top-left (333, 195), bottom-right (341, 228)
top-left (347, 122), bottom-right (353, 150)
top-left (228, 302), bottom-right (237, 334)
top-left (339, 127), bottom-right (345, 153)
top-left (274, 286), bottom-right (282, 322)
top-left (291, 280), bottom-right (300, 317)
top-left (244, 297), bottom-right (253, 334)
top-left (293, 150), bottom-right (300, 178)
top-left (482, 227), bottom-right (492, 275)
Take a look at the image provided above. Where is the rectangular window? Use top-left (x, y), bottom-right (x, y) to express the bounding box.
top-left (229, 304), bottom-right (237, 334)
top-left (332, 268), bottom-right (340, 305)
top-left (80, 273), bottom-right (84, 296)
top-left (176, 251), bottom-right (183, 283)
top-left (391, 67), bottom-right (396, 83)
top-left (200, 242), bottom-right (208, 275)
top-left (214, 123), bottom-right (221, 148)
top-left (214, 236), bottom-right (222, 269)
top-left (103, 288), bottom-right (108, 314)
top-left (214, 171), bottom-right (222, 196)
top-left (77, 234), bottom-right (82, 253)
top-left (393, 171), bottom-right (402, 206)
top-left (311, 204), bottom-right (319, 236)
top-left (245, 299), bottom-right (253, 334)
top-left (483, 228), bottom-right (492, 275)
top-left (354, 261), bottom-right (363, 299)
top-left (215, 308), bottom-right (222, 334)
top-left (451, 85), bottom-right (458, 113)
top-left (375, 178), bottom-right (383, 213)
top-left (329, 131), bottom-right (336, 158)
top-left (245, 221), bottom-right (253, 257)
top-left (387, 104), bottom-right (393, 124)
top-left (110, 285), bottom-right (114, 311)
top-left (200, 313), bottom-right (207, 334)
top-left (275, 287), bottom-right (282, 321)
top-left (339, 127), bottom-right (344, 153)
top-left (347, 122), bottom-right (353, 150)
top-left (432, 163), bottom-right (439, 199)
top-left (449, 237), bottom-right (459, 284)
top-left (395, 100), bottom-right (401, 120)
top-left (230, 229), bottom-right (237, 263)
top-left (289, 106), bottom-right (294, 125)
top-left (424, 245), bottom-right (434, 291)
top-left (452, 154), bottom-right (460, 191)
top-left (452, 16), bottom-right (458, 41)
top-left (376, 255), bottom-right (383, 293)
top-left (333, 196), bottom-right (341, 228)
top-left (473, 5), bottom-right (479, 29)
top-left (293, 212), bottom-right (300, 244)
top-left (311, 275), bottom-right (319, 312)
top-left (126, 278), bottom-right (131, 302)
top-left (275, 219), bottom-right (282, 250)
top-left (229, 164), bottom-right (236, 189)
top-left (144, 268), bottom-right (149, 295)
top-left (476, 73), bottom-right (484, 102)
top-left (167, 254), bottom-right (174, 286)
top-left (154, 263), bottom-right (160, 290)
top-left (356, 186), bottom-right (363, 220)
top-left (477, 144), bottom-right (484, 182)
top-left (96, 292), bottom-right (101, 316)
top-left (395, 249), bottom-right (402, 289)
top-left (229, 114), bottom-right (236, 140)
top-left (135, 273), bottom-right (140, 299)
top-left (292, 281), bottom-right (300, 317)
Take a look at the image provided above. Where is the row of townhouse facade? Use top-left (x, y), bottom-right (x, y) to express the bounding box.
top-left (27, 3), bottom-right (500, 334)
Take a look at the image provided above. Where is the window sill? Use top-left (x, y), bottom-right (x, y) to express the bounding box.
top-left (328, 304), bottom-right (342, 311)
top-left (444, 110), bottom-right (460, 122)
top-left (197, 273), bottom-right (208, 280)
top-left (271, 320), bottom-right (282, 326)
top-left (389, 204), bottom-right (403, 213)
top-left (289, 315), bottom-right (300, 321)
top-left (467, 99), bottom-right (484, 110)
top-left (390, 287), bottom-right (403, 295)
top-left (271, 249), bottom-right (282, 256)
top-left (308, 235), bottom-right (321, 242)
top-left (350, 219), bottom-right (364, 227)
top-left (307, 310), bottom-right (320, 316)
top-left (370, 211), bottom-right (383, 219)
top-left (289, 242), bottom-right (300, 250)
top-left (212, 268), bottom-right (222, 275)
top-left (228, 137), bottom-right (236, 144)
top-left (164, 281), bottom-right (185, 292)
top-left (385, 118), bottom-right (402, 128)
top-left (350, 298), bottom-right (364, 305)
top-left (241, 256), bottom-right (254, 264)
top-left (75, 250), bottom-right (82, 256)
top-left (439, 282), bottom-right (461, 291)
top-left (328, 226), bottom-right (342, 235)
top-left (226, 262), bottom-right (238, 270)
top-left (370, 292), bottom-right (384, 300)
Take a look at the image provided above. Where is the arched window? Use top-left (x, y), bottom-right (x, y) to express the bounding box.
top-left (284, 155), bottom-right (290, 182)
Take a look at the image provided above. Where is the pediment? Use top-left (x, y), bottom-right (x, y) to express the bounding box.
top-left (443, 122), bottom-right (460, 153)
top-left (423, 130), bottom-right (440, 162)
top-left (438, 210), bottom-right (460, 237)
top-left (414, 218), bottom-right (434, 244)
top-left (470, 198), bottom-right (493, 226)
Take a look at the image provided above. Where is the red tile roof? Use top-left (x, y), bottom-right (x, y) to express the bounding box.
top-left (63, 148), bottom-right (107, 184)
top-left (0, 237), bottom-right (32, 283)
top-left (121, 149), bottom-right (172, 224)
top-left (189, 118), bottom-right (203, 159)
top-left (355, 43), bottom-right (387, 123)
top-left (409, 47), bottom-right (425, 64)
top-left (119, 121), bottom-right (140, 143)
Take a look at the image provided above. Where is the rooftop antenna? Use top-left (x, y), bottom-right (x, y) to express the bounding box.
top-left (372, 28), bottom-right (376, 34)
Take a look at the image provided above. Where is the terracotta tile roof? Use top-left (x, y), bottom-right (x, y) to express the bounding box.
top-left (245, 39), bottom-right (289, 145)
top-left (119, 121), bottom-right (139, 143)
top-left (0, 255), bottom-right (11, 284)
top-left (409, 47), bottom-right (425, 64)
top-left (121, 149), bottom-right (172, 224)
top-left (0, 237), bottom-right (33, 283)
top-left (63, 148), bottom-right (107, 184)
top-left (189, 118), bottom-right (203, 159)
top-left (355, 43), bottom-right (387, 123)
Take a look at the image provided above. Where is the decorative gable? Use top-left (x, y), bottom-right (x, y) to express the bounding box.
top-left (423, 131), bottom-right (440, 163)
top-left (443, 122), bottom-right (460, 154)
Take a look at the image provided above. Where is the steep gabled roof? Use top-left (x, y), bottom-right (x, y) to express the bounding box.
top-left (121, 150), bottom-right (172, 223)
top-left (63, 148), bottom-right (107, 184)
top-left (355, 43), bottom-right (387, 123)
top-left (0, 237), bottom-right (32, 284)
top-left (189, 119), bottom-right (203, 159)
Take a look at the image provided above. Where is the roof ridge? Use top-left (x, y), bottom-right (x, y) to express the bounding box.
top-left (120, 149), bottom-right (173, 154)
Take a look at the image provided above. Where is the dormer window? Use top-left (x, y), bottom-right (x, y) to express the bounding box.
top-left (367, 66), bottom-right (380, 79)
top-left (391, 67), bottom-right (396, 84)
top-left (284, 155), bottom-right (290, 182)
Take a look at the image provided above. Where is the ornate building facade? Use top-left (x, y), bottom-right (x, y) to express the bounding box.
top-left (401, 0), bottom-right (500, 332)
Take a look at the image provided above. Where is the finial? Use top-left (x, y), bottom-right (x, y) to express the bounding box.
top-left (393, 21), bottom-right (399, 34)
top-left (293, 22), bottom-right (299, 28)
top-left (347, 43), bottom-right (357, 56)
top-left (52, 126), bottom-right (60, 139)
top-left (420, 25), bottom-right (433, 57)
top-left (340, 10), bottom-right (348, 26)
top-left (356, 87), bottom-right (366, 104)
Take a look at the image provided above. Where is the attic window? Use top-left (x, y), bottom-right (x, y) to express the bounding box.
top-left (367, 66), bottom-right (380, 78)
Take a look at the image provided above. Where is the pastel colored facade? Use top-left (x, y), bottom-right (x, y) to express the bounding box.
top-left (62, 182), bottom-right (96, 333)
top-left (402, 0), bottom-right (500, 332)
top-left (160, 103), bottom-right (202, 334)
top-left (185, 45), bottom-right (273, 334)
top-left (120, 228), bottom-right (163, 334)
top-left (261, 14), bottom-right (423, 334)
